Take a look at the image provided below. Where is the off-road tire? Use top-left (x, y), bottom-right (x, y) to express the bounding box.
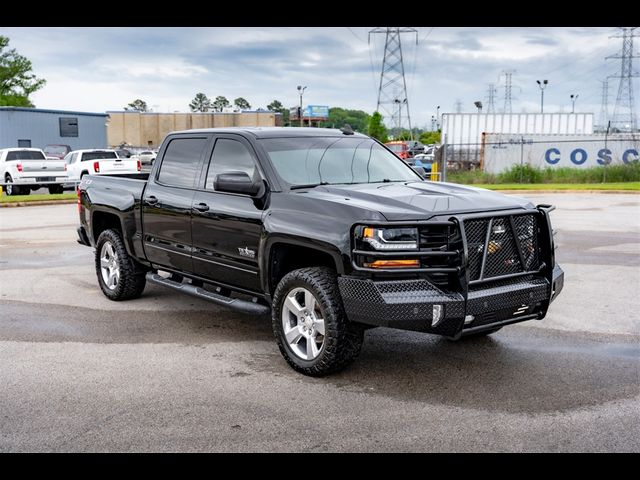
top-left (95, 228), bottom-right (146, 301)
top-left (272, 267), bottom-right (364, 376)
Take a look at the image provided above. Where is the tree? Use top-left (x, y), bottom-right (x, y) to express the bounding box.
top-left (419, 130), bottom-right (441, 145)
top-left (189, 93), bottom-right (211, 112)
top-left (267, 99), bottom-right (289, 125)
top-left (319, 107), bottom-right (371, 133)
top-left (125, 99), bottom-right (148, 112)
top-left (211, 95), bottom-right (230, 112)
top-left (0, 36), bottom-right (46, 107)
top-left (234, 97), bottom-right (251, 110)
top-left (367, 112), bottom-right (388, 143)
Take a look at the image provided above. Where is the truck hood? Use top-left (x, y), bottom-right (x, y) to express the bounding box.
top-left (294, 181), bottom-right (534, 221)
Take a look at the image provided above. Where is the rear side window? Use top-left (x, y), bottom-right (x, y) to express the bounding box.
top-left (205, 138), bottom-right (257, 190)
top-left (6, 150), bottom-right (46, 161)
top-left (157, 137), bottom-right (208, 188)
top-left (81, 151), bottom-right (118, 161)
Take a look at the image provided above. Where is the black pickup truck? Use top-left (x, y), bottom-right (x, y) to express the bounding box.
top-left (77, 127), bottom-right (564, 375)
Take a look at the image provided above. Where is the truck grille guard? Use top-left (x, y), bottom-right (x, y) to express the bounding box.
top-left (351, 205), bottom-right (555, 292)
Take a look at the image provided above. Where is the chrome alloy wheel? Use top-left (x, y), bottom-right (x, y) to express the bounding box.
top-left (100, 241), bottom-right (120, 290)
top-left (281, 287), bottom-right (326, 360)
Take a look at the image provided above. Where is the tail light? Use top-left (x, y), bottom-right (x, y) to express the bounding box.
top-left (137, 159), bottom-right (141, 171)
top-left (93, 161), bottom-right (100, 173)
top-left (77, 186), bottom-right (82, 213)
top-left (64, 163), bottom-right (67, 171)
top-left (16, 163), bottom-right (23, 172)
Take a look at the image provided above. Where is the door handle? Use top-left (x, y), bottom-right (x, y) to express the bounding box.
top-left (145, 195), bottom-right (158, 205)
top-left (193, 202), bottom-right (210, 212)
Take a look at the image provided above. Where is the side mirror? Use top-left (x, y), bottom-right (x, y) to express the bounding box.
top-left (215, 171), bottom-right (262, 196)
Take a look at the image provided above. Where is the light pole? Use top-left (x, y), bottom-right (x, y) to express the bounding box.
top-left (570, 94), bottom-right (578, 113)
top-left (436, 105), bottom-right (440, 130)
top-left (536, 79), bottom-right (548, 113)
top-left (297, 85), bottom-right (307, 127)
top-left (474, 101), bottom-right (483, 113)
top-left (394, 98), bottom-right (407, 133)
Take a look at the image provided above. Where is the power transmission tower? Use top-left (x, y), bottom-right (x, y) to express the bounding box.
top-left (486, 83), bottom-right (497, 113)
top-left (502, 70), bottom-right (515, 113)
top-left (607, 27), bottom-right (639, 131)
top-left (599, 79), bottom-right (610, 128)
top-left (369, 27), bottom-right (418, 134)
top-left (454, 99), bottom-right (463, 113)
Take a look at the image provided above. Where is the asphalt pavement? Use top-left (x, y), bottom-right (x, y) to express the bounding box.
top-left (0, 193), bottom-right (638, 452)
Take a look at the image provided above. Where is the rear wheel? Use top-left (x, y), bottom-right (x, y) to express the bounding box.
top-left (48, 185), bottom-right (64, 194)
top-left (4, 175), bottom-right (22, 196)
top-left (272, 267), bottom-right (364, 376)
top-left (95, 229), bottom-right (146, 301)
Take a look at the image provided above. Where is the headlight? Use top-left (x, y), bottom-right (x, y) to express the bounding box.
top-left (359, 227), bottom-right (418, 251)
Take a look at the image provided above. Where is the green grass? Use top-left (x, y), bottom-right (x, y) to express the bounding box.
top-left (0, 193), bottom-right (76, 203)
top-left (472, 182), bottom-right (640, 191)
top-left (447, 163), bottom-right (640, 185)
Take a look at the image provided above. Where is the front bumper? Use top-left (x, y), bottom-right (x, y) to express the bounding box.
top-left (338, 265), bottom-right (564, 338)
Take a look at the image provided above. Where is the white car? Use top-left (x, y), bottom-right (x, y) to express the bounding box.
top-left (65, 149), bottom-right (141, 181)
top-left (133, 150), bottom-right (157, 165)
top-left (0, 147), bottom-right (68, 195)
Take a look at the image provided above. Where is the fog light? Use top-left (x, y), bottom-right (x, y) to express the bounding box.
top-left (431, 305), bottom-right (443, 327)
top-left (464, 315), bottom-right (475, 325)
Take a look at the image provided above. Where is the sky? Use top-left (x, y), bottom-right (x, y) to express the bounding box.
top-left (2, 27), bottom-right (635, 128)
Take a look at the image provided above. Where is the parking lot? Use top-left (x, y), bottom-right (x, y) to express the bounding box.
top-left (0, 193), bottom-right (638, 452)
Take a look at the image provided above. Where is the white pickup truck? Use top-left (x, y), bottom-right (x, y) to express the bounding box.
top-left (0, 148), bottom-right (68, 195)
top-left (65, 149), bottom-right (141, 181)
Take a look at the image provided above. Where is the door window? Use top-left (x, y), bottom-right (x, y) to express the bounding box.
top-left (157, 137), bottom-right (208, 188)
top-left (205, 138), bottom-right (257, 190)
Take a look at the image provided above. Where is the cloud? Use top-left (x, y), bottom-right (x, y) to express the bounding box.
top-left (3, 26), bottom-right (631, 128)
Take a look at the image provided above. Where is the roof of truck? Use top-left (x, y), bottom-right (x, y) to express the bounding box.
top-left (170, 127), bottom-right (369, 139)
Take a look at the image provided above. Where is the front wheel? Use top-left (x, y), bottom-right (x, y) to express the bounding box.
top-left (272, 267), bottom-right (364, 376)
top-left (95, 229), bottom-right (146, 301)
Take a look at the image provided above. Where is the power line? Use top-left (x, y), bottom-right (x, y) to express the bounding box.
top-left (607, 27), bottom-right (639, 131)
top-left (502, 70), bottom-right (515, 113)
top-left (369, 27), bottom-right (418, 134)
top-left (486, 83), bottom-right (497, 113)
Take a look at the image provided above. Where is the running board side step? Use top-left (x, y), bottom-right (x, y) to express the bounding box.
top-left (146, 273), bottom-right (270, 316)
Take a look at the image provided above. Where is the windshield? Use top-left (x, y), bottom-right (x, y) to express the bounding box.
top-left (44, 146), bottom-right (68, 155)
top-left (82, 151), bottom-right (118, 161)
top-left (6, 150), bottom-right (46, 161)
top-left (260, 137), bottom-right (421, 186)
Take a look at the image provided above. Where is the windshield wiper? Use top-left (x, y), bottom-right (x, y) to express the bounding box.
top-left (290, 182), bottom-right (330, 190)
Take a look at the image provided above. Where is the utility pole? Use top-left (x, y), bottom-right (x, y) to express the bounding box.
top-left (486, 83), bottom-right (497, 113)
top-left (599, 79), bottom-right (610, 129)
top-left (607, 27), bottom-right (639, 132)
top-left (570, 94), bottom-right (578, 113)
top-left (369, 27), bottom-right (418, 135)
top-left (502, 70), bottom-right (515, 113)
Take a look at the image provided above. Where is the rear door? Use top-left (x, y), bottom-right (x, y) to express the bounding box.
top-left (191, 135), bottom-right (265, 292)
top-left (141, 134), bottom-right (211, 273)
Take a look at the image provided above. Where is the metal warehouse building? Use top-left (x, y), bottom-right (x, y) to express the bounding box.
top-left (0, 107), bottom-right (108, 150)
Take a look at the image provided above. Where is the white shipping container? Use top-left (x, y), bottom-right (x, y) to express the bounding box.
top-left (441, 113), bottom-right (594, 149)
top-left (481, 133), bottom-right (640, 173)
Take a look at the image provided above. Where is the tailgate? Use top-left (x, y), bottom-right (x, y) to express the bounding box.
top-left (98, 158), bottom-right (139, 174)
top-left (20, 159), bottom-right (66, 174)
